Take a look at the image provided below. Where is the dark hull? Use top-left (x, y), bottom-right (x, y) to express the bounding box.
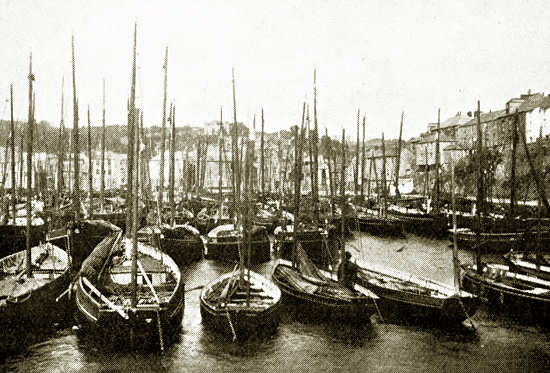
top-left (387, 212), bottom-right (448, 237)
top-left (91, 212), bottom-right (126, 232)
top-left (356, 272), bottom-right (478, 323)
top-left (47, 219), bottom-right (121, 271)
top-left (450, 229), bottom-right (550, 254)
top-left (0, 269), bottom-right (70, 329)
top-left (356, 215), bottom-right (404, 237)
top-left (274, 231), bottom-right (335, 268)
top-left (272, 263), bottom-right (376, 323)
top-left (0, 224), bottom-right (45, 258)
top-left (461, 266), bottom-right (550, 324)
top-left (199, 297), bottom-right (281, 338)
top-left (138, 226), bottom-right (204, 267)
top-left (205, 238), bottom-right (270, 264)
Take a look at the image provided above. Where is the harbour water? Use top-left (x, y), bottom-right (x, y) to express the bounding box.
top-left (3, 231), bottom-right (550, 372)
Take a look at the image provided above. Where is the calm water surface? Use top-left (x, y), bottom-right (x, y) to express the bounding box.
top-left (3, 232), bottom-right (550, 372)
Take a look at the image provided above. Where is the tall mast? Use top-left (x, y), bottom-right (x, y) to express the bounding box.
top-left (72, 35), bottom-right (80, 219)
top-left (367, 150), bottom-right (373, 200)
top-left (340, 128), bottom-right (346, 255)
top-left (381, 133), bottom-right (387, 216)
top-left (159, 46), bottom-right (168, 206)
top-left (25, 53), bottom-right (35, 278)
top-left (245, 115), bottom-right (255, 302)
top-left (19, 133), bottom-right (23, 197)
top-left (87, 105), bottom-right (92, 216)
top-left (57, 77), bottom-right (65, 202)
top-left (312, 70), bottom-right (319, 223)
top-left (360, 116), bottom-right (366, 201)
top-left (195, 134), bottom-right (200, 196)
top-left (475, 100), bottom-right (483, 274)
top-left (100, 79), bottom-right (106, 211)
top-left (231, 68), bottom-right (240, 218)
top-left (10, 84), bottom-right (16, 223)
top-left (292, 104), bottom-right (306, 268)
top-left (129, 23), bottom-right (138, 308)
top-left (450, 137), bottom-right (460, 291)
top-left (325, 128), bottom-right (334, 215)
top-left (509, 110), bottom-right (518, 219)
top-left (260, 108), bottom-right (265, 196)
top-left (434, 108), bottom-right (441, 213)
top-left (394, 111), bottom-right (403, 199)
top-left (218, 107), bottom-right (223, 211)
top-left (169, 104), bottom-right (176, 226)
top-left (354, 109), bottom-right (360, 197)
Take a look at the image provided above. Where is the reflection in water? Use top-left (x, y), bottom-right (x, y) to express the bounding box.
top-left (3, 231), bottom-right (550, 372)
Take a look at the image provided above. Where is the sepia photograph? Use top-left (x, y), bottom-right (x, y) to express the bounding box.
top-left (0, 0), bottom-right (549, 371)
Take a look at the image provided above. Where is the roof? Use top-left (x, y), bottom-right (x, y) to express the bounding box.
top-left (460, 109), bottom-right (507, 128)
top-left (439, 113), bottom-right (472, 129)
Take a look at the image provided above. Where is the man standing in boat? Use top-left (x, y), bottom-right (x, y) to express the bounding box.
top-left (339, 251), bottom-right (358, 290)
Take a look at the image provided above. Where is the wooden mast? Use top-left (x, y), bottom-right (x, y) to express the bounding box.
top-left (72, 35), bottom-right (81, 220)
top-left (159, 46), bottom-right (168, 206)
top-left (381, 133), bottom-right (387, 217)
top-left (394, 111), bottom-right (403, 199)
top-left (292, 104), bottom-right (306, 268)
top-left (87, 105), bottom-right (92, 216)
top-left (129, 23), bottom-right (138, 308)
top-left (325, 128), bottom-right (334, 216)
top-left (475, 100), bottom-right (483, 274)
top-left (195, 134), bottom-right (201, 197)
top-left (260, 108), bottom-right (265, 196)
top-left (434, 108), bottom-right (441, 214)
top-left (169, 104), bottom-right (176, 227)
top-left (19, 133), bottom-right (23, 198)
top-left (360, 116), bottom-right (366, 201)
top-left (25, 53), bottom-right (35, 278)
top-left (340, 128), bottom-right (346, 260)
top-left (10, 84), bottom-right (16, 223)
top-left (100, 79), bottom-right (106, 211)
top-left (354, 109), bottom-right (360, 197)
top-left (312, 69), bottom-right (319, 224)
top-left (218, 107), bottom-right (223, 216)
top-left (231, 68), bottom-right (239, 220)
top-left (509, 110), bottom-right (518, 219)
top-left (245, 115), bottom-right (255, 305)
top-left (450, 134), bottom-right (460, 291)
top-left (56, 78), bottom-right (65, 206)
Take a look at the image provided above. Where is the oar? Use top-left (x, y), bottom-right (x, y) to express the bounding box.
top-left (82, 276), bottom-right (129, 320)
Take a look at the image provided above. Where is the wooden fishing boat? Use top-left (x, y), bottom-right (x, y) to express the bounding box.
top-left (195, 204), bottom-right (233, 234)
top-left (252, 204), bottom-right (278, 233)
top-left (272, 255), bottom-right (378, 323)
top-left (273, 224), bottom-right (333, 268)
top-left (356, 208), bottom-right (404, 236)
top-left (205, 223), bottom-right (270, 264)
top-left (504, 251), bottom-right (550, 281)
top-left (0, 242), bottom-right (70, 328)
top-left (461, 262), bottom-right (550, 323)
top-left (449, 227), bottom-right (550, 253)
top-left (387, 205), bottom-right (448, 237)
top-left (200, 70), bottom-right (281, 340)
top-left (46, 219), bottom-right (121, 273)
top-left (138, 223), bottom-right (203, 267)
top-left (356, 260), bottom-right (478, 323)
top-left (200, 267), bottom-right (281, 337)
top-left (74, 231), bottom-right (185, 343)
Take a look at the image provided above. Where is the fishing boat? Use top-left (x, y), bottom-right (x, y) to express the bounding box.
top-left (138, 224), bottom-right (203, 267)
top-left (0, 242), bottom-right (70, 327)
top-left (449, 227), bottom-right (550, 253)
top-left (74, 229), bottom-right (185, 342)
top-left (0, 54), bottom-right (71, 330)
top-left (273, 224), bottom-right (333, 268)
top-left (273, 124), bottom-right (378, 323)
top-left (504, 250), bottom-right (550, 281)
top-left (200, 72), bottom-right (282, 339)
top-left (200, 263), bottom-right (281, 337)
top-left (355, 260), bottom-right (478, 323)
top-left (205, 223), bottom-right (270, 263)
top-left (461, 262), bottom-right (550, 322)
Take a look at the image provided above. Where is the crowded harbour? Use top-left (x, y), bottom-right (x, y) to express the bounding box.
top-left (2, 1), bottom-right (550, 371)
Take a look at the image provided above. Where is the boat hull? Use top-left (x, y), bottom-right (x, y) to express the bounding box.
top-left (272, 263), bottom-right (376, 323)
top-left (461, 265), bottom-right (550, 324)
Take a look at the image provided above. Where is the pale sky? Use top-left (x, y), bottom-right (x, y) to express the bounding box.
top-left (1, 0), bottom-right (550, 141)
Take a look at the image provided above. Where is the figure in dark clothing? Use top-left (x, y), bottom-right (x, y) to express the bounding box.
top-left (339, 251), bottom-right (358, 290)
